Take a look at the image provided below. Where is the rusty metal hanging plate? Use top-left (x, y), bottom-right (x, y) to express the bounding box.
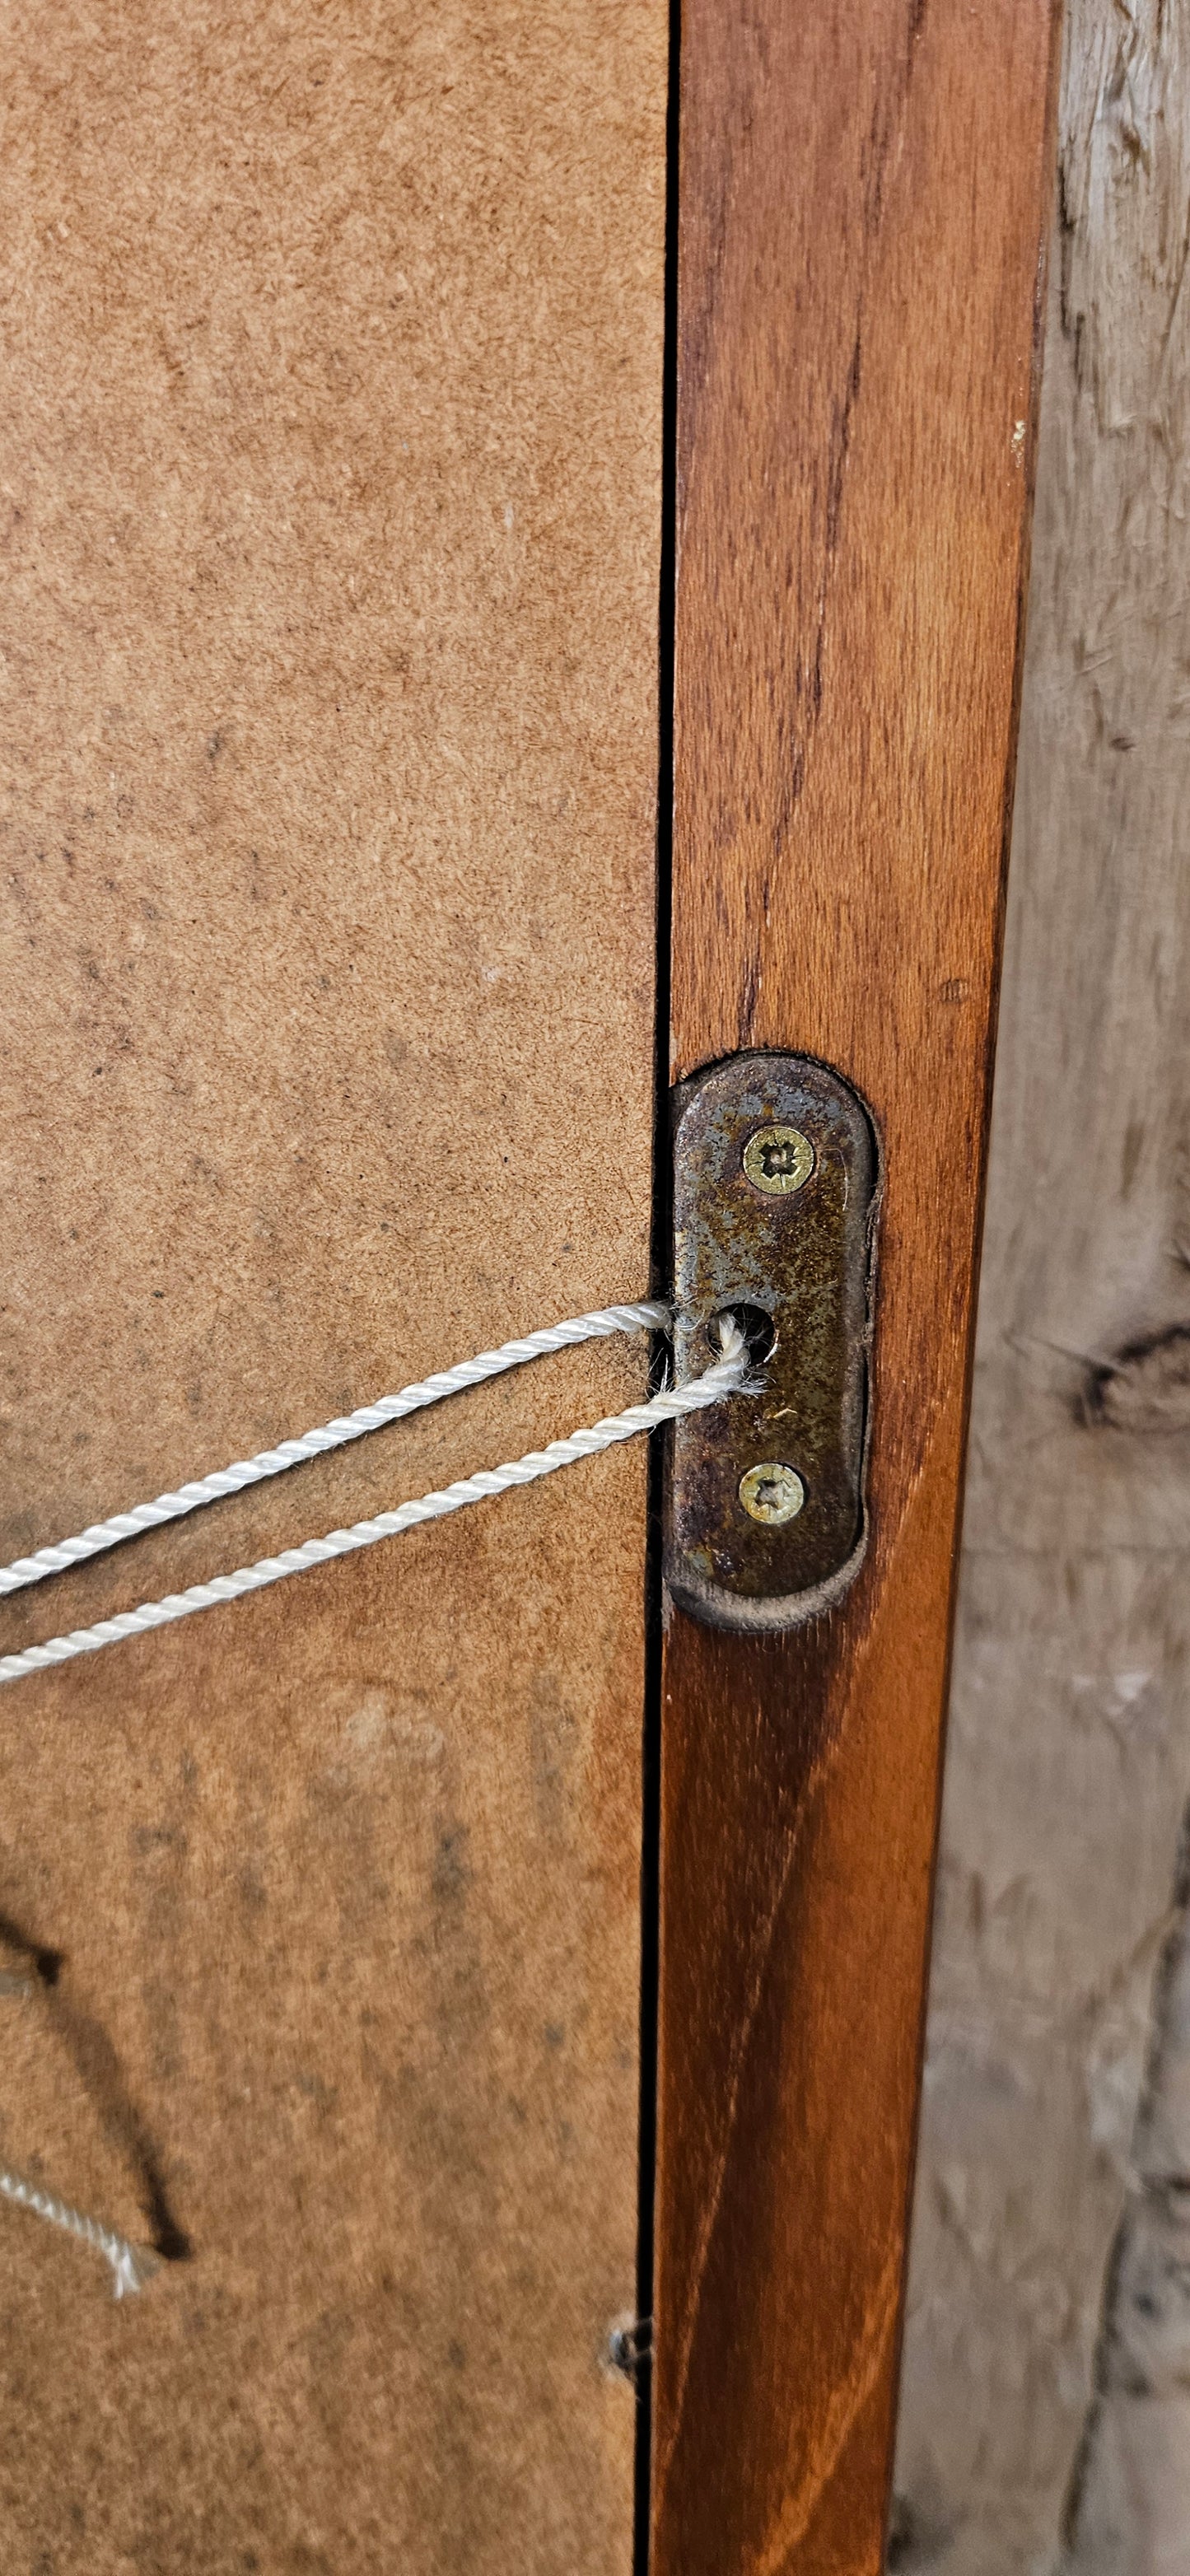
top-left (665, 1052), bottom-right (879, 1631)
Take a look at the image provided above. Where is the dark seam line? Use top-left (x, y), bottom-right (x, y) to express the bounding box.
top-left (634, 0), bottom-right (682, 2568)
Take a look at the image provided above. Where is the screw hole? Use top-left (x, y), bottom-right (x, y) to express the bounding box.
top-left (707, 1303), bottom-right (777, 1365)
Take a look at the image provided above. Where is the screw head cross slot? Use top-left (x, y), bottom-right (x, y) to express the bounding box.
top-left (743, 1122), bottom-right (814, 1195)
top-left (738, 1462), bottom-right (805, 1525)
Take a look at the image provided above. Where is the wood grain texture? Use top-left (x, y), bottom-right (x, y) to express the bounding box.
top-left (893, 2), bottom-right (1190, 2564)
top-left (0, 5), bottom-right (665, 2569)
top-left (654, 5), bottom-right (1062, 2570)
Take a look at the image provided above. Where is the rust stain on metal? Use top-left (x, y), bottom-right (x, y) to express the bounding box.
top-left (665, 1052), bottom-right (879, 1632)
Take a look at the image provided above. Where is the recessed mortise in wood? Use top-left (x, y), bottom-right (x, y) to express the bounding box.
top-left (665, 1052), bottom-right (878, 1631)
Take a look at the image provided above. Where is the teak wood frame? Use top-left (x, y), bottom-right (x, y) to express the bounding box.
top-left (653, 4), bottom-right (1063, 2569)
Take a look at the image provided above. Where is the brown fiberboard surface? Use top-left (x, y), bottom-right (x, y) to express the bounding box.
top-left (0, 5), bottom-right (665, 2568)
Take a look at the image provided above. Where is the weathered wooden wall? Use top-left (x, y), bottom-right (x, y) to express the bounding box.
top-left (893, 0), bottom-right (1190, 2565)
top-left (0, 7), bottom-right (665, 2569)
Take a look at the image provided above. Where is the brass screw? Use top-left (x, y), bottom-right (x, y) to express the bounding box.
top-left (738, 1462), bottom-right (805, 1525)
top-left (743, 1123), bottom-right (814, 1195)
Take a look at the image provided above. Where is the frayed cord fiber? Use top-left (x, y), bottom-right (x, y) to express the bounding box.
top-left (0, 1320), bottom-right (748, 1687)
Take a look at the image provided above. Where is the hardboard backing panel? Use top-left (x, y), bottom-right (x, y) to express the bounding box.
top-left (0, 5), bottom-right (665, 2568)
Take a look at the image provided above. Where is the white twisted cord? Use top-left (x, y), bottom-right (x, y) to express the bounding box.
top-left (0, 1300), bottom-right (671, 1598)
top-left (0, 2163), bottom-right (158, 2297)
top-left (0, 1326), bottom-right (747, 1687)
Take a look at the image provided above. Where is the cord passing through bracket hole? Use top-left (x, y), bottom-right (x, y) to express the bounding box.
top-left (705, 1304), bottom-right (777, 1367)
